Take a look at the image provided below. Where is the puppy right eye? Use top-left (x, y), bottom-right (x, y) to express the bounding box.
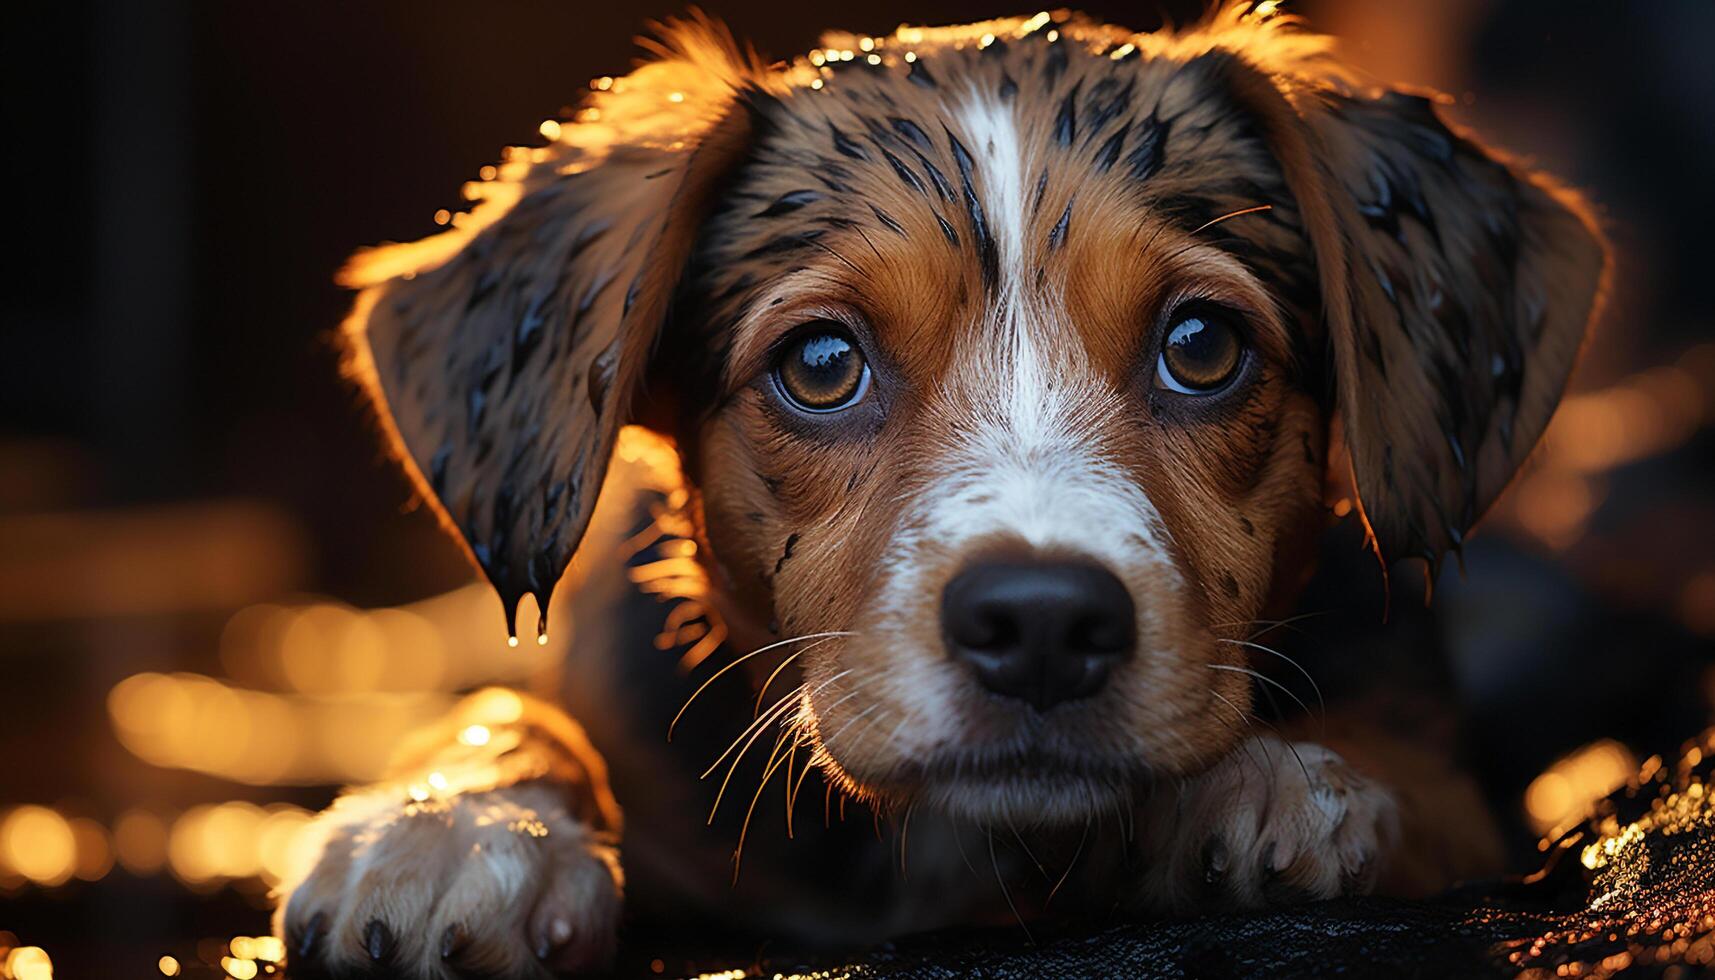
top-left (1156, 310), bottom-right (1246, 395)
top-left (772, 323), bottom-right (871, 412)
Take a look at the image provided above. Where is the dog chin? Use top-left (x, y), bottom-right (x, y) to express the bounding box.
top-left (830, 751), bottom-right (1138, 828)
top-left (921, 771), bottom-right (1131, 827)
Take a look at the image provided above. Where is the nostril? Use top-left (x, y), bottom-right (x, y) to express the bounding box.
top-left (1069, 612), bottom-right (1129, 654)
top-left (959, 603), bottom-right (1020, 651)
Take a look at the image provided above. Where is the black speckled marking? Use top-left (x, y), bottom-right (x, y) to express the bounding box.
top-left (830, 122), bottom-right (869, 161)
top-left (511, 291), bottom-right (549, 380)
top-left (934, 212), bottom-right (960, 248)
top-left (869, 204), bottom-right (908, 237)
top-left (774, 532), bottom-right (800, 575)
top-left (742, 231), bottom-right (826, 262)
top-left (1048, 198), bottom-right (1073, 251)
top-left (1128, 113), bottom-right (1169, 182)
top-left (587, 343), bottom-right (618, 415)
top-left (467, 267), bottom-right (501, 312)
top-left (1054, 84), bottom-right (1079, 146)
top-left (908, 147), bottom-right (955, 202)
top-left (947, 127), bottom-right (997, 288)
top-left (880, 147), bottom-right (930, 198)
top-left (1093, 122), bottom-right (1129, 174)
top-left (890, 116), bottom-right (932, 151)
top-left (907, 59), bottom-right (937, 88)
top-left (1044, 40), bottom-right (1068, 81)
top-left (756, 189), bottom-right (824, 218)
top-left (622, 274), bottom-right (642, 318)
top-left (1221, 572), bottom-right (1240, 599)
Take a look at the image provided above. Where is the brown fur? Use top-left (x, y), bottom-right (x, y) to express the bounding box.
top-left (295, 5), bottom-right (1608, 970)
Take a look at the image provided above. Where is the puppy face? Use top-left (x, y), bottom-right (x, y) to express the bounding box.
top-left (343, 10), bottom-right (1605, 828)
top-left (684, 49), bottom-right (1328, 823)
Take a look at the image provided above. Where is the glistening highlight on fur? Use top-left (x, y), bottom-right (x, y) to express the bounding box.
top-left (284, 4), bottom-right (1607, 975)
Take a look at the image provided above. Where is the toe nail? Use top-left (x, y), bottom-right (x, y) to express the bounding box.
top-left (548, 918), bottom-right (572, 946)
top-left (440, 923), bottom-right (467, 961)
top-left (295, 911), bottom-right (325, 959)
top-left (1261, 841), bottom-right (1279, 876)
top-left (364, 919), bottom-right (394, 963)
top-left (1201, 838), bottom-right (1229, 884)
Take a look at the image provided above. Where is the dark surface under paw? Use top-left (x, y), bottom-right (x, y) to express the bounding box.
top-left (120, 729), bottom-right (1715, 980)
top-left (247, 728), bottom-right (1715, 979)
top-left (646, 727), bottom-right (1715, 979)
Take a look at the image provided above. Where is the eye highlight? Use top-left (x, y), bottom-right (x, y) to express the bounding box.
top-left (773, 322), bottom-right (871, 412)
top-left (1156, 310), bottom-right (1245, 395)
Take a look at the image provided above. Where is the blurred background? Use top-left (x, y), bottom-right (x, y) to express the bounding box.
top-left (2, 0), bottom-right (1712, 976)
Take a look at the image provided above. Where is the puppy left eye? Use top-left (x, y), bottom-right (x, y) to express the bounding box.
top-left (1156, 311), bottom-right (1245, 394)
top-left (773, 322), bottom-right (871, 412)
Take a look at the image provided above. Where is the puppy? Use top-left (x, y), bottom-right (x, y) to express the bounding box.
top-left (276, 5), bottom-right (1606, 976)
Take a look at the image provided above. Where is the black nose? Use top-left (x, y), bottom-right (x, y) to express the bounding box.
top-left (941, 560), bottom-right (1136, 711)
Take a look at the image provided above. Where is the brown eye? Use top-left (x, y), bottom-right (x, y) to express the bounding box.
top-left (773, 323), bottom-right (870, 412)
top-left (1156, 312), bottom-right (1244, 394)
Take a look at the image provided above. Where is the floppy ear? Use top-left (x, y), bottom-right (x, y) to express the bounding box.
top-left (341, 20), bottom-right (766, 641)
top-left (1303, 88), bottom-right (1608, 568)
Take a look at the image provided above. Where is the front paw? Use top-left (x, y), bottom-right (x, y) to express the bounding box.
top-left (275, 781), bottom-right (621, 979)
top-left (1136, 736), bottom-right (1398, 911)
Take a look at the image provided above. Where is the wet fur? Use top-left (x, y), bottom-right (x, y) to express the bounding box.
top-left (284, 5), bottom-right (1607, 975)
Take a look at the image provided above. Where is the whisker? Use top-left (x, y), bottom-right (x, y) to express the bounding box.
top-left (1046, 817), bottom-right (1091, 908)
top-left (746, 650), bottom-right (804, 718)
top-left (732, 730), bottom-right (799, 882)
top-left (783, 733), bottom-right (805, 837)
top-left (1189, 204), bottom-right (1272, 235)
top-left (1216, 638), bottom-right (1327, 721)
top-left (751, 634), bottom-right (847, 719)
top-left (1207, 690), bottom-right (1271, 779)
top-left (1205, 609), bottom-right (1331, 637)
top-left (952, 821), bottom-right (980, 877)
top-left (1207, 663), bottom-right (1318, 722)
top-left (1212, 689), bottom-right (1313, 787)
top-left (707, 664), bottom-right (857, 794)
top-left (669, 630), bottom-right (853, 740)
top-left (1009, 822), bottom-right (1049, 881)
top-left (899, 802), bottom-right (917, 879)
top-left (704, 685), bottom-right (802, 792)
top-left (990, 831), bottom-right (1035, 943)
top-left (1135, 204), bottom-right (1274, 273)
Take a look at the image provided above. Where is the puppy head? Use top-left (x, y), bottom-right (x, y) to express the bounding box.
top-left (346, 8), bottom-right (1605, 827)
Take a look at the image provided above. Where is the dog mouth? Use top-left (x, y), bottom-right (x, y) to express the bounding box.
top-left (836, 745), bottom-right (1147, 826)
top-left (924, 746), bottom-right (1141, 784)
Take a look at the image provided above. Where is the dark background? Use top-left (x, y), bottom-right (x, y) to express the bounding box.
top-left (2, 1), bottom-right (1713, 976)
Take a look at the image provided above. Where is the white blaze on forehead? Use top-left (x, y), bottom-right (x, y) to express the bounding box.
top-left (860, 93), bottom-right (1180, 685)
top-left (912, 93), bottom-right (1174, 571)
top-left (952, 92), bottom-right (1031, 315)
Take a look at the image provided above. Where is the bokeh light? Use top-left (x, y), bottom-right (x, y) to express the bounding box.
top-left (1, 807), bottom-right (75, 887)
top-left (1525, 740), bottom-right (1640, 836)
top-left (113, 809), bottom-right (169, 875)
top-left (3, 946), bottom-right (53, 980)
